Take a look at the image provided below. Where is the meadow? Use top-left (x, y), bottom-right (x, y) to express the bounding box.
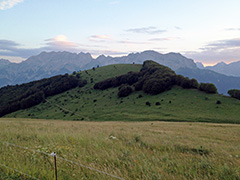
top-left (0, 118), bottom-right (240, 179)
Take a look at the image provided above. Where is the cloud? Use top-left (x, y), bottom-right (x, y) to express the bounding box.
top-left (183, 37), bottom-right (240, 64)
top-left (117, 40), bottom-right (150, 44)
top-left (0, 0), bottom-right (24, 10)
top-left (45, 35), bottom-right (79, 50)
top-left (0, 39), bottom-right (43, 58)
top-left (88, 34), bottom-right (150, 44)
top-left (0, 35), bottom-right (82, 59)
top-left (0, 39), bottom-right (19, 48)
top-left (88, 35), bottom-right (113, 42)
top-left (206, 38), bottom-right (240, 49)
top-left (0, 35), bottom-right (129, 61)
top-left (126, 26), bottom-right (166, 35)
top-left (148, 37), bottom-right (179, 41)
top-left (89, 49), bottom-right (128, 56)
top-left (175, 26), bottom-right (182, 30)
top-left (225, 28), bottom-right (240, 31)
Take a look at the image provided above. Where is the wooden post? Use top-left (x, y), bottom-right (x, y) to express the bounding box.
top-left (51, 152), bottom-right (57, 180)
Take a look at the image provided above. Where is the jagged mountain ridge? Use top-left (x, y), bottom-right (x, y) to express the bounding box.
top-left (0, 59), bottom-right (11, 68)
top-left (98, 50), bottom-right (196, 70)
top-left (0, 50), bottom-right (196, 87)
top-left (205, 61), bottom-right (240, 77)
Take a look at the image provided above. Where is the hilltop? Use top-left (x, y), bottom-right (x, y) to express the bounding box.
top-left (4, 62), bottom-right (240, 124)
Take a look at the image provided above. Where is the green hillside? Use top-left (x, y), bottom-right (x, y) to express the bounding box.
top-left (5, 63), bottom-right (240, 124)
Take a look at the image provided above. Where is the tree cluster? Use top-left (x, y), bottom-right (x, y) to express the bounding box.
top-left (0, 74), bottom-right (87, 117)
top-left (94, 71), bottom-right (139, 90)
top-left (228, 89), bottom-right (240, 100)
top-left (93, 60), bottom-right (218, 98)
top-left (134, 60), bottom-right (176, 95)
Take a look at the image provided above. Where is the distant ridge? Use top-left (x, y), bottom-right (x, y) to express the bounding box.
top-left (1, 50), bottom-right (240, 95)
top-left (0, 59), bottom-right (11, 68)
top-left (176, 67), bottom-right (240, 95)
top-left (0, 50), bottom-right (196, 87)
top-left (205, 61), bottom-right (240, 77)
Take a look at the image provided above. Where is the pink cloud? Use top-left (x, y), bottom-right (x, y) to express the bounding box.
top-left (89, 35), bottom-right (113, 42)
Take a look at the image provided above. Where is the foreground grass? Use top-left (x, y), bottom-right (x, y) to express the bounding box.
top-left (0, 118), bottom-right (239, 179)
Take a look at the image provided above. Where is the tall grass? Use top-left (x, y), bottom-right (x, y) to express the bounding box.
top-left (0, 119), bottom-right (240, 179)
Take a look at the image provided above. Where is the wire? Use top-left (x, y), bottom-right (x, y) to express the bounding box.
top-left (58, 156), bottom-right (125, 180)
top-left (0, 141), bottom-right (125, 180)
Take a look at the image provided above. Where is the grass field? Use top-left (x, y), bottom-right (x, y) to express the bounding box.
top-left (0, 118), bottom-right (240, 179)
top-left (5, 64), bottom-right (240, 124)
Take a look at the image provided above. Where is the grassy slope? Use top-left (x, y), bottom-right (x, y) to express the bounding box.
top-left (5, 64), bottom-right (240, 123)
top-left (0, 119), bottom-right (239, 180)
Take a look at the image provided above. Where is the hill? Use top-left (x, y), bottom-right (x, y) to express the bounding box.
top-left (4, 63), bottom-right (240, 124)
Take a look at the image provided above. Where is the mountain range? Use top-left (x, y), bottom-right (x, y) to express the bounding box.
top-left (196, 61), bottom-right (240, 77)
top-left (0, 50), bottom-right (240, 95)
top-left (0, 50), bottom-right (196, 87)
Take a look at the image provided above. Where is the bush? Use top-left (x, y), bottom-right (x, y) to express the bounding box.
top-left (228, 89), bottom-right (240, 100)
top-left (199, 83), bottom-right (217, 94)
top-left (118, 85), bottom-right (133, 97)
top-left (146, 101), bottom-right (151, 106)
top-left (138, 94), bottom-right (143, 98)
top-left (134, 80), bottom-right (144, 91)
top-left (174, 75), bottom-right (199, 89)
top-left (142, 77), bottom-right (173, 95)
top-left (174, 75), bottom-right (185, 86)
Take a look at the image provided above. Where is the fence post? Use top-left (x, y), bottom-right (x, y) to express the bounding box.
top-left (51, 152), bottom-right (57, 180)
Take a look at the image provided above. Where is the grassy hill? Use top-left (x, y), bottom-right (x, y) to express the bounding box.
top-left (5, 63), bottom-right (240, 124)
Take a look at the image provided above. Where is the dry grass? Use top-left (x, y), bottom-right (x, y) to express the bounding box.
top-left (0, 118), bottom-right (240, 179)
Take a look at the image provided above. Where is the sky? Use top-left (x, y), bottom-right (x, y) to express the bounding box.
top-left (0, 0), bottom-right (240, 66)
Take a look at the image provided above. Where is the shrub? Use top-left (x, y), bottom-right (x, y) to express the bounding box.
top-left (118, 85), bottom-right (133, 97)
top-left (134, 80), bottom-right (144, 91)
top-left (228, 89), bottom-right (240, 100)
top-left (174, 75), bottom-right (185, 86)
top-left (138, 94), bottom-right (143, 98)
top-left (146, 101), bottom-right (151, 106)
top-left (199, 83), bottom-right (217, 94)
top-left (190, 79), bottom-right (199, 89)
top-left (155, 102), bottom-right (160, 106)
top-left (174, 75), bottom-right (199, 89)
top-left (216, 100), bottom-right (221, 104)
top-left (142, 77), bottom-right (173, 95)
